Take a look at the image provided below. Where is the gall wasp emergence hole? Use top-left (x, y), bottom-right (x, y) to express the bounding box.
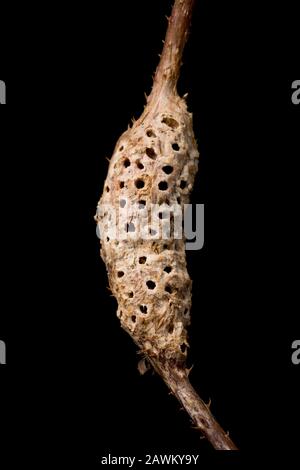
top-left (135, 179), bottom-right (145, 189)
top-left (158, 181), bottom-right (168, 191)
top-left (146, 280), bottom-right (156, 290)
top-left (136, 160), bottom-right (144, 169)
top-left (146, 147), bottom-right (157, 159)
top-left (138, 200), bottom-right (146, 208)
top-left (162, 165), bottom-right (173, 175)
top-left (161, 116), bottom-right (179, 129)
top-left (146, 129), bottom-right (156, 137)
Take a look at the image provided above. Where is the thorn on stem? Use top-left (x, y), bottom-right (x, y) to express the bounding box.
top-left (138, 358), bottom-right (151, 376)
top-left (185, 364), bottom-right (194, 376)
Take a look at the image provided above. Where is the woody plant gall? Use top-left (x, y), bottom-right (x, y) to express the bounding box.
top-left (96, 0), bottom-right (238, 450)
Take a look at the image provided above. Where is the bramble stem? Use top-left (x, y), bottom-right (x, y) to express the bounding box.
top-left (149, 0), bottom-right (196, 102)
top-left (151, 359), bottom-right (238, 450)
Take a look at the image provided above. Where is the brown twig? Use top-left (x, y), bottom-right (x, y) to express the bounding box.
top-left (149, 0), bottom-right (196, 102)
top-left (150, 359), bottom-right (238, 450)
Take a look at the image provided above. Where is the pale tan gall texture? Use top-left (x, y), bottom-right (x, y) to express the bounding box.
top-left (96, 98), bottom-right (199, 365)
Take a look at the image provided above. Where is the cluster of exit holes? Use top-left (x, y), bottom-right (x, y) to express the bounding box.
top-left (116, 122), bottom-right (188, 347)
top-left (117, 130), bottom-right (186, 199)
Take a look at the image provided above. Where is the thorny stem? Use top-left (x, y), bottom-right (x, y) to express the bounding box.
top-left (149, 0), bottom-right (196, 102)
top-left (150, 359), bottom-right (238, 450)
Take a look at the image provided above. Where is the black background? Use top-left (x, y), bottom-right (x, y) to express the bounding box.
top-left (0, 0), bottom-right (299, 467)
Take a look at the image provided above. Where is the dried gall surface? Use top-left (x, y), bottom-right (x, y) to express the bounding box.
top-left (96, 98), bottom-right (199, 365)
